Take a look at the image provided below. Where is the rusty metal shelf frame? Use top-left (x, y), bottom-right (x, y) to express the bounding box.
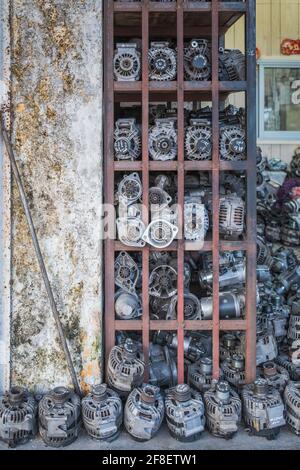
top-left (104, 0), bottom-right (256, 384)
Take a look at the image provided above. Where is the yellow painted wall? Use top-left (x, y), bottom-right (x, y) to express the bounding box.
top-left (226, 0), bottom-right (300, 162)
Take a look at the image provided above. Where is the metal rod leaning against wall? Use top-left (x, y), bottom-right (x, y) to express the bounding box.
top-left (0, 114), bottom-right (81, 396)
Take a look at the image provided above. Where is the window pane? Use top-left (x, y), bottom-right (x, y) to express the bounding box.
top-left (264, 67), bottom-right (300, 132)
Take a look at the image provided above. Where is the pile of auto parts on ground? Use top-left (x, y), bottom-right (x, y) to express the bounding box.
top-left (1, 148), bottom-right (300, 447)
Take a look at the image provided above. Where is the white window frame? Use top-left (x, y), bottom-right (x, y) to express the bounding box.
top-left (257, 56), bottom-right (300, 143)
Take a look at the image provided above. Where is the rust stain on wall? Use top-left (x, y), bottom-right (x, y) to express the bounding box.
top-left (10, 0), bottom-right (103, 393)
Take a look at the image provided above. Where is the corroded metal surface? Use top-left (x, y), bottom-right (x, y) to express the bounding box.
top-left (9, 0), bottom-right (103, 392)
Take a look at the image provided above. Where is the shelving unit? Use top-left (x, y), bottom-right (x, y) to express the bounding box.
top-left (104, 0), bottom-right (257, 384)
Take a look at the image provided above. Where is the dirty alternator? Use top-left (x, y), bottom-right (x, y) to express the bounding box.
top-left (242, 379), bottom-right (285, 440)
top-left (188, 357), bottom-right (214, 393)
top-left (82, 384), bottom-right (123, 441)
top-left (114, 119), bottom-right (141, 161)
top-left (0, 386), bottom-right (37, 447)
top-left (204, 380), bottom-right (241, 439)
top-left (124, 384), bottom-right (164, 441)
top-left (39, 387), bottom-right (81, 447)
top-left (185, 119), bottom-right (212, 161)
top-left (258, 361), bottom-right (289, 395)
top-left (107, 339), bottom-right (145, 398)
top-left (114, 43), bottom-right (141, 81)
top-left (221, 354), bottom-right (246, 389)
top-left (148, 41), bottom-right (177, 81)
top-left (165, 384), bottom-right (205, 442)
top-left (184, 39), bottom-right (211, 81)
top-left (149, 118), bottom-right (177, 161)
top-left (284, 381), bottom-right (300, 435)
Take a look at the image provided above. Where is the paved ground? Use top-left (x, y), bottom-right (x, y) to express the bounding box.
top-left (0, 424), bottom-right (299, 451)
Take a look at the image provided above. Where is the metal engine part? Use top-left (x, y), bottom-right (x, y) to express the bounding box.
top-left (184, 201), bottom-right (209, 241)
top-left (155, 331), bottom-right (211, 362)
top-left (149, 344), bottom-right (177, 388)
top-left (199, 263), bottom-right (246, 290)
top-left (184, 39), bottom-right (211, 81)
top-left (219, 195), bottom-right (245, 239)
top-left (185, 119), bottom-right (212, 161)
top-left (149, 118), bottom-right (177, 161)
top-left (115, 290), bottom-right (142, 320)
top-left (281, 216), bottom-right (300, 246)
top-left (124, 385), bottom-right (164, 441)
top-left (142, 219), bottom-right (178, 249)
top-left (242, 379), bottom-right (285, 440)
top-left (221, 354), bottom-right (246, 389)
top-left (82, 384), bottom-right (123, 441)
top-left (114, 43), bottom-right (141, 81)
top-left (204, 381), bottom-right (241, 439)
top-left (107, 339), bottom-right (145, 397)
top-left (114, 119), bottom-right (141, 160)
top-left (200, 292), bottom-right (245, 320)
top-left (117, 173), bottom-right (142, 206)
top-left (290, 147), bottom-right (300, 177)
top-left (39, 387), bottom-right (81, 448)
top-left (219, 48), bottom-right (245, 81)
top-left (148, 41), bottom-right (177, 81)
top-left (220, 333), bottom-right (240, 361)
top-left (117, 217), bottom-right (146, 247)
top-left (115, 252), bottom-right (139, 294)
top-left (257, 235), bottom-right (272, 266)
top-left (165, 384), bottom-right (205, 442)
top-left (272, 247), bottom-right (298, 274)
top-left (258, 361), bottom-right (289, 395)
top-left (188, 357), bottom-right (213, 393)
top-left (0, 386), bottom-right (37, 447)
top-left (256, 333), bottom-right (278, 366)
top-left (284, 381), bottom-right (300, 435)
top-left (149, 264), bottom-right (177, 298)
top-left (149, 174), bottom-right (172, 211)
top-left (288, 302), bottom-right (300, 343)
top-left (219, 124), bottom-right (246, 161)
top-left (166, 292), bottom-right (201, 321)
top-left (276, 352), bottom-right (300, 381)
top-left (276, 266), bottom-right (300, 295)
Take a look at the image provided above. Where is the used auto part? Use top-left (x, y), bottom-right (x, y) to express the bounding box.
top-left (117, 173), bottom-right (142, 206)
top-left (117, 217), bottom-right (146, 248)
top-left (219, 195), bottom-right (245, 239)
top-left (114, 43), bottom-right (141, 81)
top-left (0, 386), bottom-right (37, 447)
top-left (221, 354), bottom-right (246, 389)
top-left (219, 124), bottom-right (246, 161)
top-left (149, 119), bottom-right (177, 161)
top-left (185, 119), bottom-right (212, 161)
top-left (256, 333), bottom-right (278, 365)
top-left (39, 387), bottom-right (81, 448)
top-left (107, 339), bottom-right (145, 397)
top-left (220, 333), bottom-right (240, 361)
top-left (148, 41), bottom-right (177, 81)
top-left (288, 302), bottom-right (300, 343)
top-left (184, 201), bottom-right (209, 241)
top-left (124, 385), bottom-right (164, 441)
top-left (149, 264), bottom-right (177, 298)
top-left (284, 381), bottom-right (300, 435)
top-left (204, 381), bottom-right (241, 439)
top-left (200, 292), bottom-right (245, 320)
top-left (149, 344), bottom-right (177, 388)
top-left (276, 351), bottom-right (300, 381)
top-left (184, 39), bottom-right (211, 81)
top-left (219, 48), bottom-right (245, 81)
top-left (114, 119), bottom-right (141, 161)
top-left (82, 384), bottom-right (123, 441)
top-left (199, 263), bottom-right (246, 290)
top-left (276, 266), bottom-right (300, 295)
top-left (115, 252), bottom-right (139, 294)
top-left (258, 361), bottom-right (289, 395)
top-left (188, 357), bottom-right (213, 393)
top-left (115, 290), bottom-right (142, 320)
top-left (142, 219), bottom-right (178, 249)
top-left (149, 174), bottom-right (172, 212)
top-left (165, 384), bottom-right (205, 442)
top-left (242, 379), bottom-right (285, 440)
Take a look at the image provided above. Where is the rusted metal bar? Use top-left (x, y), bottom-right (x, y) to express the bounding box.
top-left (245, 0), bottom-right (257, 383)
top-left (104, 0), bottom-right (115, 374)
top-left (142, 0), bottom-right (150, 381)
top-left (0, 117), bottom-right (81, 396)
top-left (177, 0), bottom-right (185, 385)
top-left (211, 0), bottom-right (220, 380)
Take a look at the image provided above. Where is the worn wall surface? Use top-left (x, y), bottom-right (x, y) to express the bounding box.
top-left (10, 0), bottom-right (103, 393)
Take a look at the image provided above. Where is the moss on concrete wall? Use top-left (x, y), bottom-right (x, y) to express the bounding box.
top-left (10, 0), bottom-right (103, 393)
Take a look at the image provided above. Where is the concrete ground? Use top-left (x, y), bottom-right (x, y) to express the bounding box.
top-left (0, 424), bottom-right (299, 451)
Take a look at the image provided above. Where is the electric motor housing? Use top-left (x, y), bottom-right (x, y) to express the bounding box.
top-left (114, 43), bottom-right (141, 82)
top-left (107, 339), bottom-right (145, 398)
top-left (221, 354), bottom-right (246, 389)
top-left (82, 384), bottom-right (123, 441)
top-left (165, 384), bottom-right (205, 442)
top-left (258, 361), bottom-right (289, 395)
top-left (242, 379), bottom-right (285, 440)
top-left (148, 41), bottom-right (177, 81)
top-left (124, 384), bottom-right (164, 441)
top-left (188, 357), bottom-right (214, 393)
top-left (0, 386), bottom-right (37, 447)
top-left (204, 381), bottom-right (242, 439)
top-left (39, 387), bottom-right (81, 448)
top-left (284, 381), bottom-right (300, 435)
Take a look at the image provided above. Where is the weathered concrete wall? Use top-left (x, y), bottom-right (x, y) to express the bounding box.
top-left (10, 0), bottom-right (103, 393)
